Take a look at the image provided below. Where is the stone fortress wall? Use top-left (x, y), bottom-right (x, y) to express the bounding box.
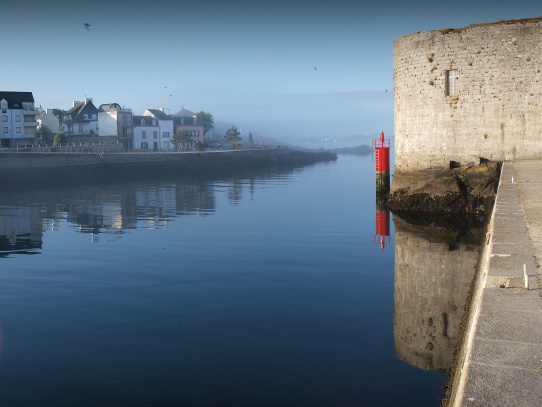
top-left (393, 17), bottom-right (542, 173)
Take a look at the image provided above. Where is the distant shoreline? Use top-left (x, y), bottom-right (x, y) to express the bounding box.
top-left (0, 148), bottom-right (337, 189)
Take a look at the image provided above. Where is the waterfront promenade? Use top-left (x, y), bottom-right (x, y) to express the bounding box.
top-left (451, 160), bottom-right (542, 406)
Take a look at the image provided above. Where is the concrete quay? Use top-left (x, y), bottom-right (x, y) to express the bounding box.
top-left (450, 160), bottom-right (542, 406)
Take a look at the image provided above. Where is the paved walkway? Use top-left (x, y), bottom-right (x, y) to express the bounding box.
top-left (452, 161), bottom-right (542, 406)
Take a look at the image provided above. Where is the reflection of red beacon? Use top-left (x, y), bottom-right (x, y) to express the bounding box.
top-left (374, 195), bottom-right (391, 251)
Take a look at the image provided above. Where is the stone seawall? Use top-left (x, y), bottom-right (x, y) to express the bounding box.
top-left (0, 148), bottom-right (337, 188)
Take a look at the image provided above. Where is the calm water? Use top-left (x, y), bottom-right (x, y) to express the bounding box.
top-left (0, 154), bottom-right (469, 406)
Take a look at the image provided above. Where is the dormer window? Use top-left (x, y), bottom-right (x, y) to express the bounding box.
top-left (1, 99), bottom-right (7, 113)
top-left (141, 119), bottom-right (145, 125)
top-left (83, 114), bottom-right (88, 120)
top-left (152, 119), bottom-right (156, 125)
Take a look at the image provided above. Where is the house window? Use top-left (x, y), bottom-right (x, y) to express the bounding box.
top-left (153, 131), bottom-right (158, 139)
top-left (16, 127), bottom-right (22, 133)
top-left (79, 125), bottom-right (83, 133)
top-left (141, 119), bottom-right (145, 125)
top-left (83, 114), bottom-right (88, 120)
top-left (2, 115), bottom-right (7, 122)
top-left (1, 100), bottom-right (7, 113)
top-left (142, 131), bottom-right (146, 139)
top-left (196, 130), bottom-right (199, 136)
top-left (446, 69), bottom-right (459, 96)
top-left (92, 114), bottom-right (97, 120)
top-left (15, 115), bottom-right (21, 122)
top-left (141, 142), bottom-right (148, 150)
top-left (2, 127), bottom-right (8, 133)
top-left (152, 119), bottom-right (156, 125)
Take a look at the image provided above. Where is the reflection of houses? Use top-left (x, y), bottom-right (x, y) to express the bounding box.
top-left (173, 107), bottom-right (204, 147)
top-left (62, 98), bottom-right (99, 137)
top-left (144, 108), bottom-right (173, 151)
top-left (0, 91), bottom-right (40, 147)
top-left (135, 185), bottom-right (177, 228)
top-left (133, 115), bottom-right (160, 151)
top-left (393, 217), bottom-right (481, 371)
top-left (0, 206), bottom-right (43, 256)
top-left (176, 183), bottom-right (215, 216)
top-left (36, 109), bottom-right (60, 134)
top-left (98, 103), bottom-right (133, 148)
top-left (67, 199), bottom-right (124, 234)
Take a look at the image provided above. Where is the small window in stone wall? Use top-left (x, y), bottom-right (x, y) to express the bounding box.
top-left (446, 69), bottom-right (459, 96)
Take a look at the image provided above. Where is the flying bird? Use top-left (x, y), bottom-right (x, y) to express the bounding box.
top-left (314, 66), bottom-right (317, 71)
top-left (84, 23), bottom-right (91, 31)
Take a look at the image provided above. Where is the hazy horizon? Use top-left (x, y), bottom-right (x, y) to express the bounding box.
top-left (3, 1), bottom-right (540, 141)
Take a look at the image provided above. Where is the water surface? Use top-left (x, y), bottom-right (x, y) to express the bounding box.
top-left (0, 154), bottom-right (454, 406)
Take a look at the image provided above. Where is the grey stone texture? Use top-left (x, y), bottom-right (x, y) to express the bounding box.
top-left (394, 17), bottom-right (542, 172)
top-left (450, 161), bottom-right (542, 407)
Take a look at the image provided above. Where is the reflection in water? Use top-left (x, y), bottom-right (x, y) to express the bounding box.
top-left (393, 215), bottom-right (483, 371)
top-left (374, 195), bottom-right (391, 251)
top-left (0, 206), bottom-right (43, 257)
top-left (0, 165), bottom-right (298, 257)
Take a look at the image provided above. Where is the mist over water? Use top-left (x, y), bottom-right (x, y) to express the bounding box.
top-left (0, 154), bottom-right (476, 406)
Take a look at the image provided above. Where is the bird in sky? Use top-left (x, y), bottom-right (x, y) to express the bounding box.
top-left (84, 23), bottom-right (91, 31)
top-left (314, 66), bottom-right (317, 71)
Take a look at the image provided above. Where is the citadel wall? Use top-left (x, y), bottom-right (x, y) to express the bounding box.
top-left (393, 17), bottom-right (542, 172)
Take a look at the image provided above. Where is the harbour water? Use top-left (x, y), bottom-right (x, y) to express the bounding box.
top-left (0, 153), bottom-right (480, 406)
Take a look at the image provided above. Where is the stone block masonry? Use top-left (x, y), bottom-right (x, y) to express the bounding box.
top-left (393, 17), bottom-right (542, 173)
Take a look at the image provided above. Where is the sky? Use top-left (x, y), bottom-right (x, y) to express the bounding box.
top-left (2, 1), bottom-right (541, 144)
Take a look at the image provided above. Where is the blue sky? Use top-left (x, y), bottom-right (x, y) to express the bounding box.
top-left (2, 1), bottom-right (541, 143)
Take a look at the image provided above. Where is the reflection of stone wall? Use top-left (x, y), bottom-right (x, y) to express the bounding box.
top-left (393, 217), bottom-right (481, 371)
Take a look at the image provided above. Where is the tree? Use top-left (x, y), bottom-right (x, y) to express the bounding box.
top-left (173, 130), bottom-right (192, 150)
top-left (224, 126), bottom-right (242, 147)
top-left (248, 132), bottom-right (254, 148)
top-left (35, 125), bottom-right (53, 144)
top-left (196, 111), bottom-right (214, 135)
top-left (194, 141), bottom-right (204, 151)
top-left (53, 133), bottom-right (67, 146)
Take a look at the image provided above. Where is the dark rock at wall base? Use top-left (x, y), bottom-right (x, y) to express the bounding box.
top-left (386, 161), bottom-right (502, 228)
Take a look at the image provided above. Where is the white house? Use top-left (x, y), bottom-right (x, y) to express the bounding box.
top-left (143, 108), bottom-right (173, 151)
top-left (36, 109), bottom-right (60, 134)
top-left (98, 103), bottom-right (134, 149)
top-left (62, 98), bottom-right (99, 137)
top-left (133, 115), bottom-right (160, 151)
top-left (0, 91), bottom-right (39, 147)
